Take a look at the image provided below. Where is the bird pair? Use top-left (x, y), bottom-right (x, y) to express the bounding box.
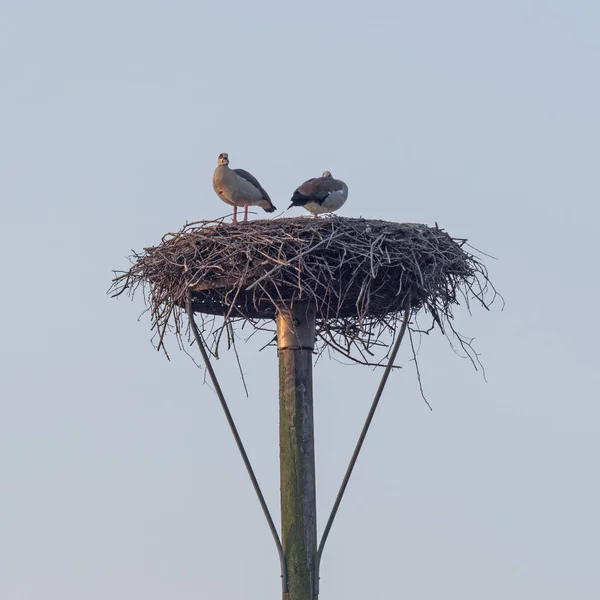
top-left (212, 152), bottom-right (349, 224)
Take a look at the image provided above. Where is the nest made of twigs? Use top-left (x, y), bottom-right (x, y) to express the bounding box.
top-left (110, 215), bottom-right (499, 365)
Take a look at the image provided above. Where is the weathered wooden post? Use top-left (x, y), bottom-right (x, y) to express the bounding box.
top-left (277, 303), bottom-right (317, 599)
top-left (110, 216), bottom-right (498, 598)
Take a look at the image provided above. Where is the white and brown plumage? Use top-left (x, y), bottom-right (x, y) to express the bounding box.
top-left (289, 171), bottom-right (348, 217)
top-left (212, 153), bottom-right (276, 223)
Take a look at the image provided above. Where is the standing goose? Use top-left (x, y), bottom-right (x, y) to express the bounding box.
top-left (212, 152), bottom-right (276, 223)
top-left (289, 171), bottom-right (348, 217)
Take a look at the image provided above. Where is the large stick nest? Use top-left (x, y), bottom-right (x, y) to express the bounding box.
top-left (110, 216), bottom-right (499, 366)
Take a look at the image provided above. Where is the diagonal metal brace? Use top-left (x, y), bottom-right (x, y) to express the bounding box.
top-left (186, 291), bottom-right (288, 593)
top-left (314, 309), bottom-right (411, 595)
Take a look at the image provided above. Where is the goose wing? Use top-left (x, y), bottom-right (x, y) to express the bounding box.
top-left (290, 176), bottom-right (345, 207)
top-left (233, 168), bottom-right (274, 205)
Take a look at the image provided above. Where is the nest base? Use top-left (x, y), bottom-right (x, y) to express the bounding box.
top-left (111, 215), bottom-right (495, 365)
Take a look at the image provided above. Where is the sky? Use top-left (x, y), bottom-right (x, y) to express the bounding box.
top-left (1, 0), bottom-right (599, 598)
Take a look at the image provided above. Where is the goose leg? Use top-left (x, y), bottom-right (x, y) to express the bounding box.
top-left (243, 204), bottom-right (249, 222)
top-left (233, 206), bottom-right (238, 224)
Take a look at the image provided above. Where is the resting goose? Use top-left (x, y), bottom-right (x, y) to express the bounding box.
top-left (213, 153), bottom-right (276, 223)
top-left (289, 171), bottom-right (348, 217)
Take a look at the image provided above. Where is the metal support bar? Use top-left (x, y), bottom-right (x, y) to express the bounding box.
top-left (314, 309), bottom-right (411, 595)
top-left (186, 292), bottom-right (288, 593)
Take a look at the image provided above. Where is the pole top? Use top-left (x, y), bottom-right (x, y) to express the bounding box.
top-left (276, 303), bottom-right (316, 351)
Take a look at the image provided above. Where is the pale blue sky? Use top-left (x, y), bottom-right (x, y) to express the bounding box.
top-left (1, 1), bottom-right (599, 598)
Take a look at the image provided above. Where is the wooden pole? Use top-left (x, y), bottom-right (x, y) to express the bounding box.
top-left (277, 302), bottom-right (318, 600)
